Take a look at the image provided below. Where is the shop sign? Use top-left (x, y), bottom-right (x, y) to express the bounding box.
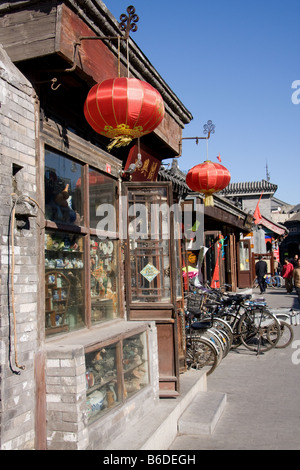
top-left (124, 143), bottom-right (161, 181)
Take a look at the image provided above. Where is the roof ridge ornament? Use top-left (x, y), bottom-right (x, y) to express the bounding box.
top-left (178, 120), bottom-right (215, 157)
top-left (119, 5), bottom-right (139, 39)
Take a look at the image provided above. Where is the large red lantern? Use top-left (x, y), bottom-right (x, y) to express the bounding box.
top-left (186, 160), bottom-right (231, 206)
top-left (84, 77), bottom-right (165, 151)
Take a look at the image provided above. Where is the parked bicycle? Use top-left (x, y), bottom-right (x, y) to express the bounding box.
top-left (253, 274), bottom-right (284, 289)
top-left (268, 319), bottom-right (294, 349)
top-left (184, 280), bottom-right (296, 375)
top-left (184, 289), bottom-right (233, 374)
top-left (186, 283), bottom-right (281, 355)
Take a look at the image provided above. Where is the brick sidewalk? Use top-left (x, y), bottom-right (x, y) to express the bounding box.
top-left (170, 287), bottom-right (300, 450)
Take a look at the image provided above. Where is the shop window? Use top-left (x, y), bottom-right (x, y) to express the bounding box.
top-left (205, 233), bottom-right (217, 282)
top-left (86, 342), bottom-right (120, 422)
top-left (45, 231), bottom-right (85, 334)
top-left (45, 151), bottom-right (84, 226)
top-left (239, 241), bottom-right (250, 271)
top-left (90, 237), bottom-right (119, 323)
top-left (44, 148), bottom-right (120, 336)
top-left (123, 333), bottom-right (149, 398)
top-left (127, 187), bottom-right (171, 303)
top-left (85, 331), bottom-right (149, 423)
top-left (175, 237), bottom-right (183, 299)
top-left (88, 169), bottom-right (117, 230)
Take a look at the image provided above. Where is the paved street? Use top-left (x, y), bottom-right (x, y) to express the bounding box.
top-left (170, 287), bottom-right (300, 450)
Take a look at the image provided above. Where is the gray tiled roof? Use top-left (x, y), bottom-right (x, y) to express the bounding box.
top-left (219, 179), bottom-right (278, 196)
top-left (288, 203), bottom-right (300, 214)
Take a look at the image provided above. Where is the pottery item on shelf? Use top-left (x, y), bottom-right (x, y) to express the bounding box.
top-left (86, 371), bottom-right (95, 389)
top-left (56, 258), bottom-right (64, 268)
top-left (106, 389), bottom-right (115, 408)
top-left (86, 390), bottom-right (106, 418)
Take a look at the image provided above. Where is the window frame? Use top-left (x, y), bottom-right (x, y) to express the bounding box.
top-left (123, 181), bottom-right (176, 310)
top-left (84, 326), bottom-right (150, 422)
top-left (41, 118), bottom-right (123, 335)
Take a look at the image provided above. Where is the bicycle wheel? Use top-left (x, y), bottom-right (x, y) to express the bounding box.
top-left (270, 276), bottom-right (283, 289)
top-left (198, 316), bottom-right (233, 352)
top-left (238, 308), bottom-right (281, 353)
top-left (202, 329), bottom-right (224, 366)
top-left (209, 326), bottom-right (231, 358)
top-left (186, 336), bottom-right (219, 375)
top-left (268, 320), bottom-right (294, 349)
top-left (219, 312), bottom-right (242, 349)
top-left (213, 317), bottom-right (234, 350)
top-left (278, 276), bottom-right (284, 288)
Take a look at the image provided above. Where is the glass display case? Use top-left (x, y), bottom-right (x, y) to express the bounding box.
top-left (127, 186), bottom-right (171, 303)
top-left (85, 331), bottom-right (149, 423)
top-left (239, 240), bottom-right (250, 271)
top-left (90, 237), bottom-right (119, 323)
top-left (123, 333), bottom-right (149, 399)
top-left (45, 231), bottom-right (85, 335)
top-left (88, 169), bottom-right (117, 230)
top-left (85, 342), bottom-right (119, 423)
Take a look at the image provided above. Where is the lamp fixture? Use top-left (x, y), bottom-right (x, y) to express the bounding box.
top-left (119, 138), bottom-right (143, 179)
top-left (178, 120), bottom-right (215, 157)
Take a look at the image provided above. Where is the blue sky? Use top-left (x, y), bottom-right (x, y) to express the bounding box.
top-left (105, 0), bottom-right (300, 205)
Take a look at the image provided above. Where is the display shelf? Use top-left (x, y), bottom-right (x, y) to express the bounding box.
top-left (85, 331), bottom-right (149, 423)
top-left (90, 237), bottom-right (118, 323)
top-left (45, 271), bottom-right (70, 335)
top-left (45, 231), bottom-right (85, 335)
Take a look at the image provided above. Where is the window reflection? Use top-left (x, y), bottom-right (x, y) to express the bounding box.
top-left (239, 241), bottom-right (250, 271)
top-left (88, 169), bottom-right (117, 230)
top-left (128, 188), bottom-right (171, 303)
top-left (45, 149), bottom-right (83, 225)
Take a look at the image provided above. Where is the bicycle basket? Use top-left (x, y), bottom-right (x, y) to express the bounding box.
top-left (187, 292), bottom-right (204, 311)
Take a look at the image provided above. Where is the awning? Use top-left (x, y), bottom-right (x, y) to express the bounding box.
top-left (258, 216), bottom-right (288, 236)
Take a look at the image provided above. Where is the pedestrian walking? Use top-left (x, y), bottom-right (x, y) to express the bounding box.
top-left (273, 256), bottom-right (282, 287)
top-left (255, 255), bottom-right (267, 294)
top-left (293, 258), bottom-right (300, 305)
top-left (291, 254), bottom-right (299, 268)
top-left (282, 258), bottom-right (294, 293)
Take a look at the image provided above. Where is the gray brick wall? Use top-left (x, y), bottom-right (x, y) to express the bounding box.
top-left (45, 345), bottom-right (89, 450)
top-left (0, 44), bottom-right (37, 450)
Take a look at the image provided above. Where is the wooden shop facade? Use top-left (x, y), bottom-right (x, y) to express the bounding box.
top-left (158, 162), bottom-right (254, 293)
top-left (0, 1), bottom-right (251, 450)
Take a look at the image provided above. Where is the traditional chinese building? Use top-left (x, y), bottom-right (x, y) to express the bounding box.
top-left (219, 179), bottom-right (288, 277)
top-left (0, 0), bottom-right (262, 451)
top-left (0, 0), bottom-right (193, 450)
top-left (158, 160), bottom-right (254, 290)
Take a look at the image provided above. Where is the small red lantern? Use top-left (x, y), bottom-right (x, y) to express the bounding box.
top-left (84, 77), bottom-right (165, 151)
top-left (186, 160), bottom-right (231, 206)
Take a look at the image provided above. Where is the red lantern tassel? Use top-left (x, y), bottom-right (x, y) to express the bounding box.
top-left (204, 194), bottom-right (214, 206)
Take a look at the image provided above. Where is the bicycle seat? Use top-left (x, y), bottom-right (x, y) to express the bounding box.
top-left (191, 320), bottom-right (212, 330)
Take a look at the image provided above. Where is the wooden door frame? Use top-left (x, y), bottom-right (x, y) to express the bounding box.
top-left (122, 181), bottom-right (180, 396)
top-left (203, 230), bottom-right (222, 285)
top-left (237, 238), bottom-right (252, 288)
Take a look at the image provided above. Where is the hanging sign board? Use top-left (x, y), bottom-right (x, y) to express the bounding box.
top-left (124, 143), bottom-right (161, 182)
